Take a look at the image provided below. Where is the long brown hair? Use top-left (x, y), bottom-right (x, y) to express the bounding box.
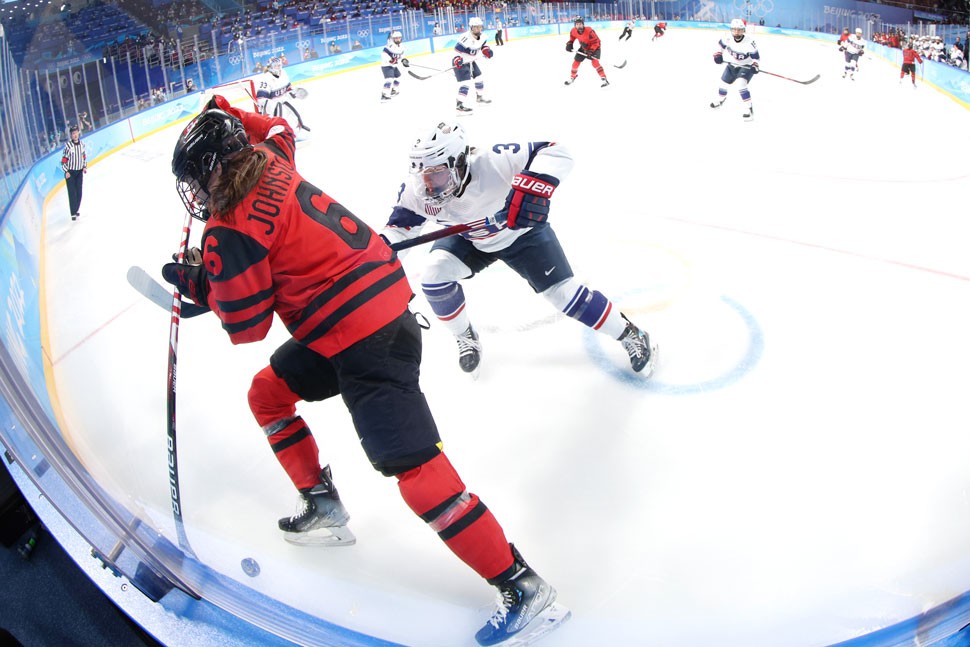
top-left (208, 148), bottom-right (268, 220)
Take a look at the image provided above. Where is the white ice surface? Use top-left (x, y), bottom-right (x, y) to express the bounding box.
top-left (41, 27), bottom-right (970, 647)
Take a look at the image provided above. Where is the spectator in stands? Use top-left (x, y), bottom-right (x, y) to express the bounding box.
top-left (329, 40), bottom-right (342, 54)
top-left (185, 78), bottom-right (196, 93)
top-left (78, 111), bottom-right (93, 132)
top-left (352, 40), bottom-right (363, 50)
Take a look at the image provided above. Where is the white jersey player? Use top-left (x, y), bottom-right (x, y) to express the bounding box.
top-left (256, 58), bottom-right (310, 138)
top-left (380, 31), bottom-right (409, 101)
top-left (842, 28), bottom-right (865, 79)
top-left (452, 16), bottom-right (494, 114)
top-left (710, 18), bottom-right (760, 121)
top-left (380, 122), bottom-right (657, 377)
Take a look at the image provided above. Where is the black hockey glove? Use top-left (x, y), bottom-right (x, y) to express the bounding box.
top-left (401, 57), bottom-right (410, 67)
top-left (566, 41), bottom-right (574, 52)
top-left (750, 61), bottom-right (760, 73)
top-left (162, 260), bottom-right (210, 306)
top-left (714, 52), bottom-right (723, 64)
top-left (495, 171), bottom-right (560, 230)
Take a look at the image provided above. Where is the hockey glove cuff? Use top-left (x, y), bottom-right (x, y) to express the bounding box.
top-left (496, 171), bottom-right (560, 230)
top-left (162, 261), bottom-right (210, 306)
top-left (713, 52), bottom-right (723, 64)
top-left (482, 45), bottom-right (494, 59)
top-left (452, 55), bottom-right (464, 69)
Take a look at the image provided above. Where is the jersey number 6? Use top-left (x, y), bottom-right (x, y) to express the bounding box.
top-left (296, 181), bottom-right (371, 250)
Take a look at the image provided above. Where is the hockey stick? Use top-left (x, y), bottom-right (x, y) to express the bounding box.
top-left (573, 49), bottom-right (627, 69)
top-left (406, 62), bottom-right (448, 72)
top-left (758, 69), bottom-right (820, 85)
top-left (127, 266), bottom-right (210, 318)
top-left (389, 216), bottom-right (497, 252)
top-left (408, 66), bottom-right (453, 81)
top-left (166, 210), bottom-right (198, 558)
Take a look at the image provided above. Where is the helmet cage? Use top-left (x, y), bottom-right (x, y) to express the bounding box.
top-left (409, 123), bottom-right (468, 207)
top-left (172, 110), bottom-right (251, 220)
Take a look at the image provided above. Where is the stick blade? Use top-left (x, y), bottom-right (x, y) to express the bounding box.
top-left (801, 74), bottom-right (821, 85)
top-left (613, 59), bottom-right (628, 69)
top-left (408, 70), bottom-right (431, 80)
top-left (126, 265), bottom-right (210, 318)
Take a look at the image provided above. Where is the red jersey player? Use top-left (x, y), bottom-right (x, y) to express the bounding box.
top-left (900, 39), bottom-right (923, 87)
top-left (564, 17), bottom-right (609, 87)
top-left (164, 97), bottom-right (567, 646)
top-left (652, 21), bottom-right (667, 41)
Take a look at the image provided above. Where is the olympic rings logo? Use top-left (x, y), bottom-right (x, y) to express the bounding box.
top-left (732, 0), bottom-right (774, 19)
top-left (228, 54), bottom-right (242, 65)
top-left (295, 39), bottom-right (310, 49)
top-left (357, 29), bottom-right (369, 37)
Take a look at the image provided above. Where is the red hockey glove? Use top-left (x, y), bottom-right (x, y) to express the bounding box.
top-left (482, 45), bottom-right (493, 59)
top-left (714, 52), bottom-right (723, 64)
top-left (495, 171), bottom-right (560, 230)
top-left (162, 261), bottom-right (210, 306)
top-left (452, 55), bottom-right (464, 68)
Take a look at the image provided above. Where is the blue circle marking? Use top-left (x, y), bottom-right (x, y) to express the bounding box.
top-left (585, 295), bottom-right (764, 394)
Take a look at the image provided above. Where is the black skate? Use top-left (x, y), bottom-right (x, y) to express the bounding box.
top-left (279, 465), bottom-right (355, 546)
top-left (601, 78), bottom-right (610, 87)
top-left (743, 106), bottom-right (754, 122)
top-left (710, 97), bottom-right (726, 109)
top-left (456, 324), bottom-right (482, 378)
top-left (476, 95), bottom-right (492, 104)
top-left (475, 545), bottom-right (570, 646)
top-left (456, 100), bottom-right (474, 114)
top-left (381, 94), bottom-right (392, 102)
top-left (391, 88), bottom-right (399, 96)
top-left (564, 77), bottom-right (576, 86)
top-left (619, 315), bottom-right (658, 376)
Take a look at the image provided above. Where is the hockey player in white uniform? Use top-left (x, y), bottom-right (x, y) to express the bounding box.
top-left (842, 27), bottom-right (865, 79)
top-left (452, 16), bottom-right (493, 114)
top-left (380, 30), bottom-right (409, 102)
top-left (380, 122), bottom-right (658, 378)
top-left (711, 19), bottom-right (760, 121)
top-left (256, 57), bottom-right (310, 138)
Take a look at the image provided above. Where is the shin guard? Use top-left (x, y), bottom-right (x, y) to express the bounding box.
top-left (397, 453), bottom-right (513, 580)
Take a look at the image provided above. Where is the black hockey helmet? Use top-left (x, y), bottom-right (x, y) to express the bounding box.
top-left (172, 108), bottom-right (251, 221)
top-left (574, 16), bottom-right (585, 25)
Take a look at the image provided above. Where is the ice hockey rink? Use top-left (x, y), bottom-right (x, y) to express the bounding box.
top-left (40, 26), bottom-right (970, 647)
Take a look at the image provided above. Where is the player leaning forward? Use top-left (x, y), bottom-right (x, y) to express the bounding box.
top-left (711, 19), bottom-right (761, 121)
top-left (453, 16), bottom-right (494, 113)
top-left (380, 122), bottom-right (658, 377)
top-left (164, 97), bottom-right (568, 646)
top-left (381, 30), bottom-right (409, 101)
top-left (256, 57), bottom-right (310, 139)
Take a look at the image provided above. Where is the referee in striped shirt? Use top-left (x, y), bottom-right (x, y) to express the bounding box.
top-left (61, 125), bottom-right (87, 221)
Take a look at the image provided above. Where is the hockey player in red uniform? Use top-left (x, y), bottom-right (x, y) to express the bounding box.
top-left (164, 97), bottom-right (567, 646)
top-left (652, 21), bottom-right (667, 41)
top-left (564, 17), bottom-right (609, 87)
top-left (900, 39), bottom-right (923, 87)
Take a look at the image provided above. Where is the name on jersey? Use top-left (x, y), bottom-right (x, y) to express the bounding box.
top-left (248, 162), bottom-right (293, 234)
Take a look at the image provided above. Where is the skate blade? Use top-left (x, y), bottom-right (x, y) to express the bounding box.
top-left (283, 525), bottom-right (356, 547)
top-left (641, 343), bottom-right (660, 378)
top-left (499, 603), bottom-right (571, 646)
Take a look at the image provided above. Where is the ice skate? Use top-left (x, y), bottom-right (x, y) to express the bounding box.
top-left (455, 324), bottom-right (482, 378)
top-left (476, 95), bottom-right (492, 104)
top-left (710, 97), bottom-right (726, 109)
top-left (475, 545), bottom-right (570, 646)
top-left (279, 465), bottom-right (356, 546)
top-left (391, 88), bottom-right (400, 96)
top-left (381, 94), bottom-right (392, 102)
top-left (456, 100), bottom-right (474, 115)
top-left (743, 106), bottom-right (754, 122)
top-left (619, 316), bottom-right (658, 376)
top-left (71, 213), bottom-right (78, 221)
top-left (600, 78), bottom-right (610, 87)
top-left (564, 77), bottom-right (576, 86)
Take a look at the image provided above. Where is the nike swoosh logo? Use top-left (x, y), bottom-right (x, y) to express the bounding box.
top-left (544, 266), bottom-right (556, 276)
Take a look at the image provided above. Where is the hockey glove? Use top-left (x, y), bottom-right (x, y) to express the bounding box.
top-left (481, 45), bottom-right (493, 59)
top-left (452, 55), bottom-right (464, 69)
top-left (162, 260), bottom-right (210, 306)
top-left (714, 52), bottom-right (723, 64)
top-left (495, 171), bottom-right (560, 230)
top-left (401, 57), bottom-right (410, 67)
top-left (566, 41), bottom-right (574, 52)
top-left (750, 61), bottom-right (759, 73)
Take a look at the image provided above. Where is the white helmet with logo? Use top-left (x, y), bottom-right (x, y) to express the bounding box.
top-left (409, 123), bottom-right (470, 206)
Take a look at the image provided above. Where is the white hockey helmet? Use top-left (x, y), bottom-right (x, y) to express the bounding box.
top-left (409, 122), bottom-right (469, 207)
top-left (268, 57), bottom-right (282, 76)
top-left (855, 27), bottom-right (863, 34)
top-left (469, 17), bottom-right (484, 28)
top-left (730, 18), bottom-right (745, 41)
top-left (391, 30), bottom-right (402, 43)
